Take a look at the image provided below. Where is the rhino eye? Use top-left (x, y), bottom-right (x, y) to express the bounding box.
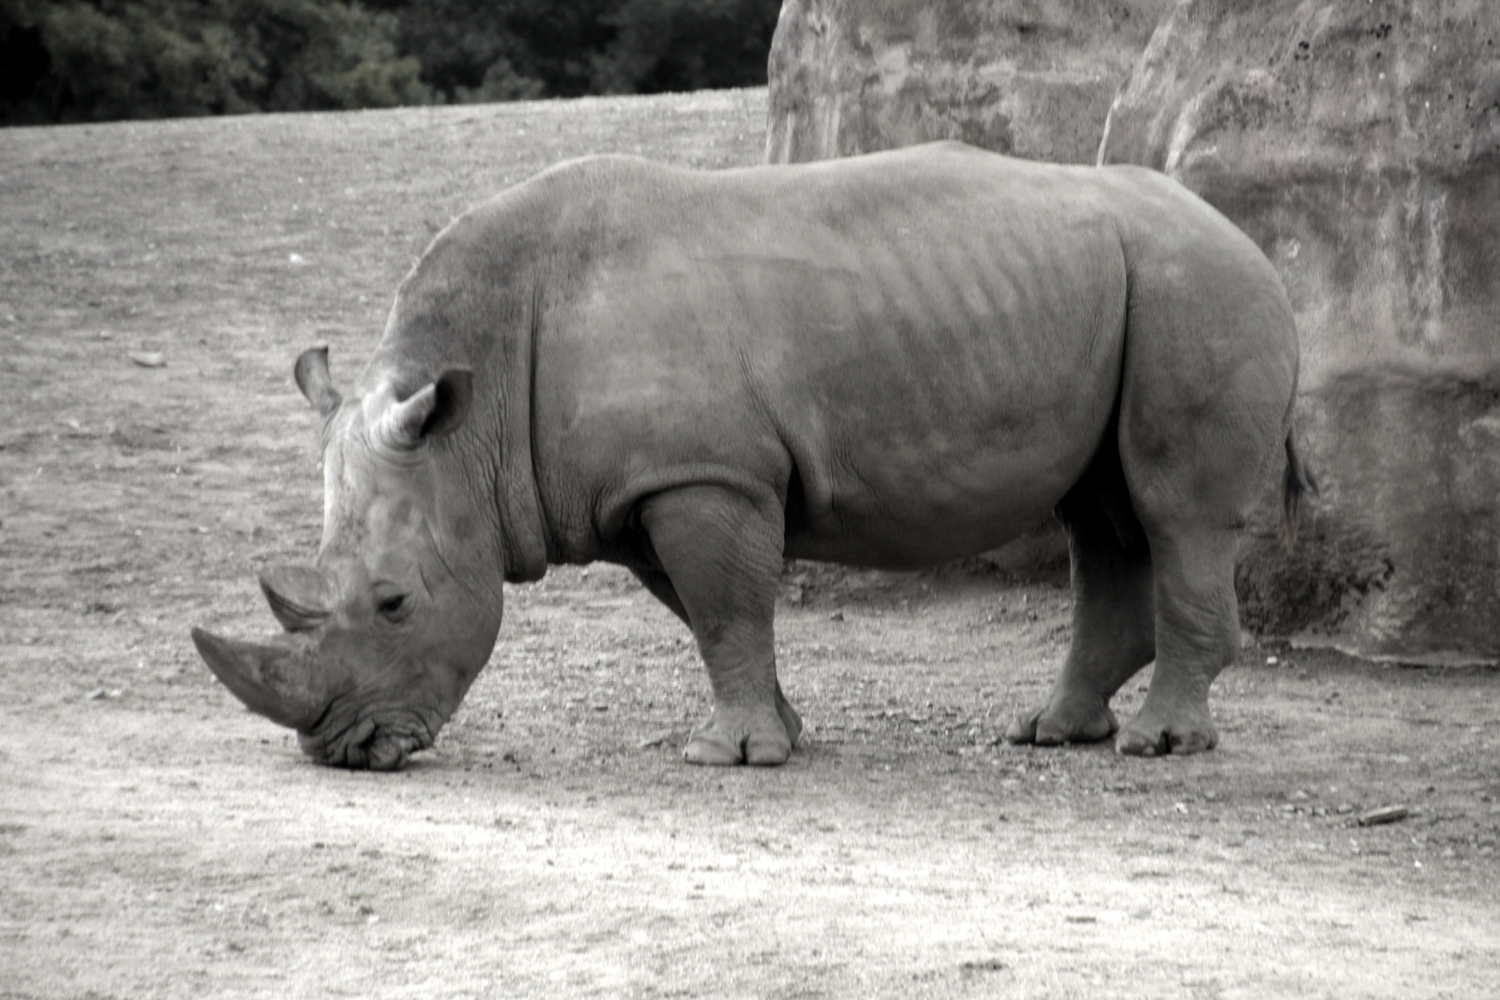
top-left (377, 594), bottom-right (408, 620)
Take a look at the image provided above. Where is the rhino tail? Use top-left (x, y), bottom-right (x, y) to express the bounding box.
top-left (1280, 430), bottom-right (1318, 552)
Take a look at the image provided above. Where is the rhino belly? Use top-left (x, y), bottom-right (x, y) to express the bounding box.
top-left (781, 406), bottom-right (1106, 571)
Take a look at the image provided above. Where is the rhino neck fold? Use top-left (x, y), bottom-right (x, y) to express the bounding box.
top-left (497, 274), bottom-right (554, 583)
top-left (366, 270), bottom-right (554, 585)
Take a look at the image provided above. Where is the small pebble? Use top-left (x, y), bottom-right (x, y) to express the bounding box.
top-left (1357, 805), bottom-right (1409, 827)
top-left (128, 350), bottom-right (166, 368)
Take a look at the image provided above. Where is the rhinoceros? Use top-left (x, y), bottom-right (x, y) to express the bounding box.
top-left (192, 141), bottom-right (1311, 771)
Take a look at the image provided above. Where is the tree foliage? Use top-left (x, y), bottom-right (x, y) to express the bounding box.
top-left (0, 0), bottom-right (780, 125)
top-left (369, 0), bottom-right (781, 102)
top-left (591, 0), bottom-right (783, 96)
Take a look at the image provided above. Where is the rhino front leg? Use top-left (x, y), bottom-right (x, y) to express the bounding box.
top-left (639, 485), bottom-right (800, 766)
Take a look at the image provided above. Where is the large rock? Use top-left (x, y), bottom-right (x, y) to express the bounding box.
top-left (765, 0), bottom-right (1173, 165)
top-left (1101, 0), bottom-right (1500, 664)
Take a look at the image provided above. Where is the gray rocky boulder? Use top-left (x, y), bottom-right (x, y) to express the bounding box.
top-left (1101, 0), bottom-right (1500, 663)
top-left (765, 0), bottom-right (1173, 165)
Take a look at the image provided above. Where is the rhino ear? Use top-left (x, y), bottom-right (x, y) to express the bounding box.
top-left (294, 346), bottom-right (342, 417)
top-left (382, 369), bottom-right (474, 447)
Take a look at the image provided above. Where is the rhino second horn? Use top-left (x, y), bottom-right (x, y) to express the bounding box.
top-left (190, 627), bottom-right (328, 732)
top-left (259, 565), bottom-right (334, 632)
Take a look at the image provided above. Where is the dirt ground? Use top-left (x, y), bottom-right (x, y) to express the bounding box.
top-left (2, 88), bottom-right (1498, 1000)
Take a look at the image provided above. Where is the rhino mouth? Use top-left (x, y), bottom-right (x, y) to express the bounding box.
top-left (298, 703), bottom-right (439, 771)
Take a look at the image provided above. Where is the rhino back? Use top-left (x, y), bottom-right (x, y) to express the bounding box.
top-left (518, 146), bottom-right (1140, 568)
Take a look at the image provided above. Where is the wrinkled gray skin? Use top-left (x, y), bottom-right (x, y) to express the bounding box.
top-left (193, 141), bottom-right (1311, 771)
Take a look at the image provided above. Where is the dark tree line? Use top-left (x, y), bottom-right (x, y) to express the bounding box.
top-left (0, 0), bottom-right (781, 125)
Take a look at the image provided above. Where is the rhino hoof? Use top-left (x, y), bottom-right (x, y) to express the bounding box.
top-left (683, 709), bottom-right (793, 766)
top-left (1115, 712), bottom-right (1218, 757)
top-left (1005, 697), bottom-right (1118, 747)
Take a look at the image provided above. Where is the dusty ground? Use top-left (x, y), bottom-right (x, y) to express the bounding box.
top-left (2, 89), bottom-right (1498, 999)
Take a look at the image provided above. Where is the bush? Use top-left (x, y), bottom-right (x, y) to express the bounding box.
top-left (592, 0), bottom-right (782, 96)
top-left (0, 0), bottom-right (432, 124)
top-left (0, 0), bottom-right (781, 124)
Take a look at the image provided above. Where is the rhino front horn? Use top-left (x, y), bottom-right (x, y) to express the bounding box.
top-left (190, 627), bottom-right (328, 731)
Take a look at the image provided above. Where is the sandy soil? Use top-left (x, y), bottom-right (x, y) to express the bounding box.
top-left (2, 88), bottom-right (1498, 999)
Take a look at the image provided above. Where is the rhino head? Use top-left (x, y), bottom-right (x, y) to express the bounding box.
top-left (192, 347), bottom-right (504, 770)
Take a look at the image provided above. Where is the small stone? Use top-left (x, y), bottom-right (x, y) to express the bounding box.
top-left (829, 610), bottom-right (844, 622)
top-left (1356, 805), bottom-right (1410, 827)
top-left (127, 351), bottom-right (166, 368)
top-left (85, 688), bottom-right (105, 700)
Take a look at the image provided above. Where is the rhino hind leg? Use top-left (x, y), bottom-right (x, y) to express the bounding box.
top-left (1007, 452), bottom-right (1156, 748)
top-left (1102, 232), bottom-right (1299, 756)
top-left (1113, 526), bottom-right (1240, 756)
top-left (638, 484), bottom-right (800, 766)
top-left (1110, 378), bottom-right (1289, 755)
